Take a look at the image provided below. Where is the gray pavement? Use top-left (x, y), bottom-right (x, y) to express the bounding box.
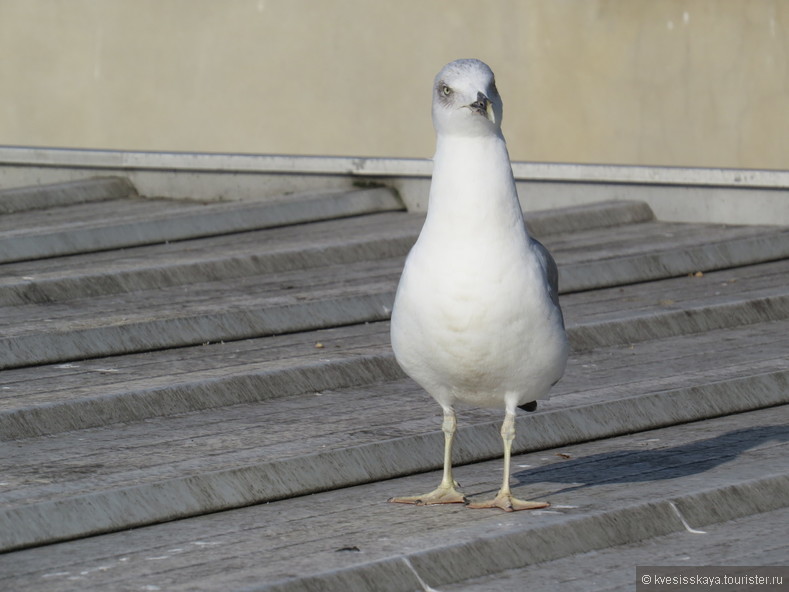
top-left (1, 407), bottom-right (786, 591)
top-left (444, 508), bottom-right (789, 592)
top-left (0, 175), bottom-right (787, 591)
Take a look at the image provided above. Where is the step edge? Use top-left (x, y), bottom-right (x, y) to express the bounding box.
top-left (1, 370), bottom-right (785, 553)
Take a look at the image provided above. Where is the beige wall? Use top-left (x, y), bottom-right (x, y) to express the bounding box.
top-left (1, 0), bottom-right (788, 169)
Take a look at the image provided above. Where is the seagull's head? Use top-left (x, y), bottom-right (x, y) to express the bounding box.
top-left (432, 59), bottom-right (504, 137)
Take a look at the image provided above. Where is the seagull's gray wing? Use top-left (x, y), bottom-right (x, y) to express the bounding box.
top-left (529, 236), bottom-right (563, 327)
top-left (518, 236), bottom-right (566, 414)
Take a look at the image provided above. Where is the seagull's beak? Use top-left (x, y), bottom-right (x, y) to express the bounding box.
top-left (469, 92), bottom-right (495, 123)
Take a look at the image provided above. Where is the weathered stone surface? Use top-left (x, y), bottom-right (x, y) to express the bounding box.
top-left (0, 177), bottom-right (136, 214)
top-left (0, 408), bottom-right (785, 591)
top-left (443, 508), bottom-right (789, 592)
top-left (0, 175), bottom-right (787, 589)
top-left (1, 320), bottom-right (787, 551)
top-left (0, 186), bottom-right (403, 263)
top-left (2, 224), bottom-right (787, 369)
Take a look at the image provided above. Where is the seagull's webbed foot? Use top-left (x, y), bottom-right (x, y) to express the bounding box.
top-left (466, 491), bottom-right (549, 512)
top-left (389, 408), bottom-right (466, 506)
top-left (388, 483), bottom-right (467, 506)
top-left (466, 410), bottom-right (550, 511)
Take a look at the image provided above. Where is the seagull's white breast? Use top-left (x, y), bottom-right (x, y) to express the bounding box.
top-left (391, 135), bottom-right (568, 409)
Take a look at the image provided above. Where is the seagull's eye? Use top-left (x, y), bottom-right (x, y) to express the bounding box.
top-left (441, 84), bottom-right (451, 96)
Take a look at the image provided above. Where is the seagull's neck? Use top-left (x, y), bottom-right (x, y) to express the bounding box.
top-left (425, 132), bottom-right (526, 237)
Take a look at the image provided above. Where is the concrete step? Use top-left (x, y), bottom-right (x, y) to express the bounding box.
top-left (2, 227), bottom-right (788, 370)
top-left (2, 197), bottom-right (787, 307)
top-left (1, 319), bottom-right (787, 552)
top-left (3, 260), bottom-right (789, 437)
top-left (2, 174), bottom-right (788, 580)
top-left (563, 257), bottom-right (789, 350)
top-left (0, 200), bottom-right (656, 306)
top-left (0, 177), bottom-right (137, 214)
top-left (1, 405), bottom-right (786, 590)
top-left (444, 507), bottom-right (789, 591)
top-left (554, 220), bottom-right (789, 292)
top-left (0, 211), bottom-right (421, 306)
top-left (0, 186), bottom-right (403, 263)
top-left (2, 213), bottom-right (787, 307)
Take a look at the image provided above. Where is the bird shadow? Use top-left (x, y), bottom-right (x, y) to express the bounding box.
top-left (511, 424), bottom-right (789, 497)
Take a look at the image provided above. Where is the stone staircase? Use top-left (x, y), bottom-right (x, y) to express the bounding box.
top-left (1, 176), bottom-right (788, 591)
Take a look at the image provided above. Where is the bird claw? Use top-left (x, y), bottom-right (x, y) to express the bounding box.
top-left (466, 492), bottom-right (549, 512)
top-left (388, 485), bottom-right (467, 506)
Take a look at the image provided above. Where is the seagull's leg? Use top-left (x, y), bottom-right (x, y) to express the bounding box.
top-left (466, 409), bottom-right (549, 511)
top-left (388, 407), bottom-right (467, 505)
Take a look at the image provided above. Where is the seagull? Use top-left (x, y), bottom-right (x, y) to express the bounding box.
top-left (388, 59), bottom-right (569, 512)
